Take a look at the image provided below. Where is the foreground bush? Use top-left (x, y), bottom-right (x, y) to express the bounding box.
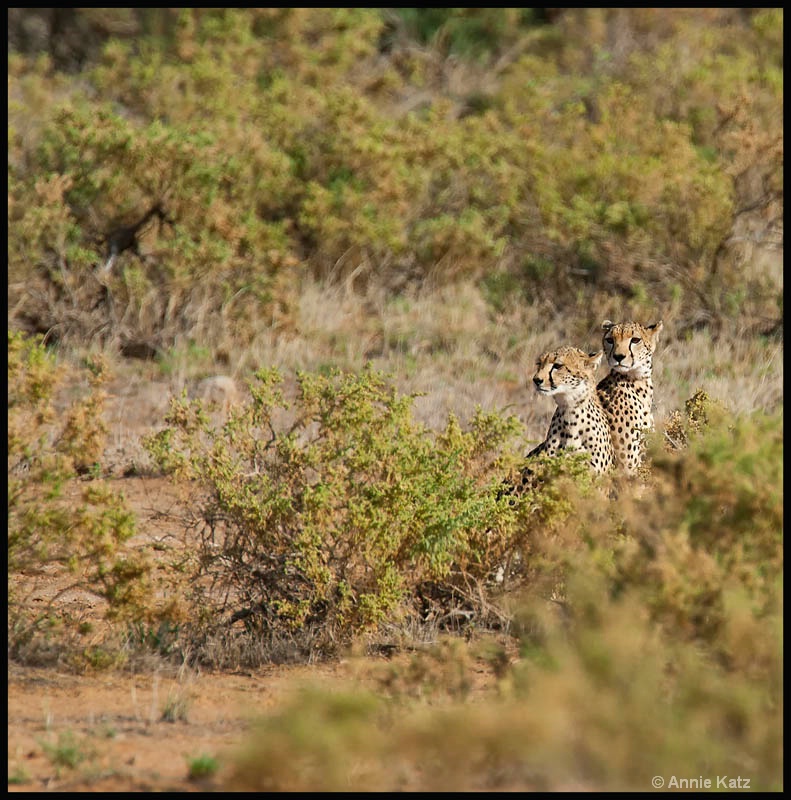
top-left (228, 401), bottom-right (782, 790)
top-left (229, 587), bottom-right (781, 791)
top-left (616, 401), bottom-right (783, 650)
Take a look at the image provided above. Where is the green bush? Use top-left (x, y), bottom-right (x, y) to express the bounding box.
top-left (187, 753), bottom-right (219, 781)
top-left (7, 332), bottom-right (153, 665)
top-left (144, 366), bottom-right (528, 660)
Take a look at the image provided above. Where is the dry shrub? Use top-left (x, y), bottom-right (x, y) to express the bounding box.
top-left (7, 332), bottom-right (170, 668)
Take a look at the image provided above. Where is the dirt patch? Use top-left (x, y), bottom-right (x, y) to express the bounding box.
top-left (8, 660), bottom-right (356, 791)
top-left (8, 651), bottom-right (504, 791)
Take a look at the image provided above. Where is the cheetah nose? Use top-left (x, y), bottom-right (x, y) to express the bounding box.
top-left (533, 377), bottom-right (543, 387)
top-left (613, 353), bottom-right (626, 362)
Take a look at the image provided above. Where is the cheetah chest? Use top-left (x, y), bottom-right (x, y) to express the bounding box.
top-left (545, 399), bottom-right (614, 472)
top-left (597, 375), bottom-right (654, 470)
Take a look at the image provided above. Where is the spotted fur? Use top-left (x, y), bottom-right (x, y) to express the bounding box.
top-left (597, 319), bottom-right (663, 475)
top-left (505, 347), bottom-right (614, 496)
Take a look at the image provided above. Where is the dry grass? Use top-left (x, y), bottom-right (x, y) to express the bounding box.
top-left (656, 327), bottom-right (783, 421)
top-left (101, 280), bottom-right (782, 453)
top-left (33, 276), bottom-right (778, 498)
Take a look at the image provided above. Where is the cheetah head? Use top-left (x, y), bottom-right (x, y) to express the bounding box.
top-left (601, 319), bottom-right (663, 379)
top-left (532, 347), bottom-right (603, 406)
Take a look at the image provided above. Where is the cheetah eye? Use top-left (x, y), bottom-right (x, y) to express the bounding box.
top-left (605, 337), bottom-right (614, 344)
top-left (553, 363), bottom-right (564, 370)
top-left (631, 337), bottom-right (641, 344)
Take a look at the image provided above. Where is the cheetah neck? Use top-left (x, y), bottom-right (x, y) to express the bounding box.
top-left (608, 369), bottom-right (653, 392)
top-left (604, 370), bottom-right (655, 428)
top-left (553, 383), bottom-right (597, 410)
top-left (613, 361), bottom-right (653, 381)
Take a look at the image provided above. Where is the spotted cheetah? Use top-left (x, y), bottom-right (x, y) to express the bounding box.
top-left (596, 319), bottom-right (664, 475)
top-left (503, 347), bottom-right (613, 496)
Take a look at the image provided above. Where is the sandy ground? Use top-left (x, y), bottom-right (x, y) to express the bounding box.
top-left (8, 646), bottom-right (502, 791)
top-left (8, 661), bottom-right (338, 791)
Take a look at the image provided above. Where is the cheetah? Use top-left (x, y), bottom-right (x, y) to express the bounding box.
top-left (596, 319), bottom-right (664, 475)
top-left (504, 347), bottom-right (614, 496)
top-left (527, 347), bottom-right (614, 472)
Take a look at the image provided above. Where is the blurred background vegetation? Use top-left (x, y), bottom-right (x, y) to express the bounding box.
top-left (8, 7), bottom-right (782, 363)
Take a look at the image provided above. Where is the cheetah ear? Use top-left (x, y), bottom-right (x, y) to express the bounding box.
top-left (588, 350), bottom-right (604, 370)
top-left (601, 319), bottom-right (615, 332)
top-left (646, 320), bottom-right (664, 341)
